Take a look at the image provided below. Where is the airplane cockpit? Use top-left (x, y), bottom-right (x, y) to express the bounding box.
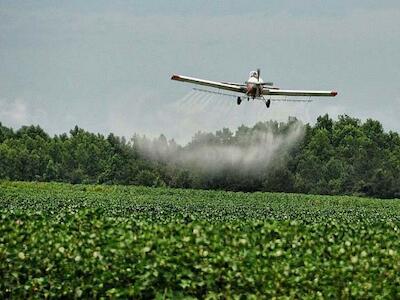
top-left (249, 71), bottom-right (258, 78)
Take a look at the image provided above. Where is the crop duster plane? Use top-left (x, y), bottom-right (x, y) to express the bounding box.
top-left (171, 69), bottom-right (337, 108)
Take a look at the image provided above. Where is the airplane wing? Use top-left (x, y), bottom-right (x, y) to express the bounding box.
top-left (263, 89), bottom-right (337, 97)
top-left (221, 81), bottom-right (246, 87)
top-left (171, 74), bottom-right (245, 93)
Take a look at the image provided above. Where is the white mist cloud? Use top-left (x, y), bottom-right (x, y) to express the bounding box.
top-left (136, 120), bottom-right (304, 174)
top-left (180, 126), bottom-right (304, 173)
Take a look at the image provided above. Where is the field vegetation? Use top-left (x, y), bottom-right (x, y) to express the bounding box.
top-left (1, 181), bottom-right (400, 298)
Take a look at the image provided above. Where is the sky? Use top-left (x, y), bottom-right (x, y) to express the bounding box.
top-left (0, 1), bottom-right (399, 143)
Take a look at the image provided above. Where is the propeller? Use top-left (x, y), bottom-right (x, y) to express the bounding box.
top-left (257, 68), bottom-right (260, 80)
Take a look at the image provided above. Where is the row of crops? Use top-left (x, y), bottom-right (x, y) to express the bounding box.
top-left (1, 181), bottom-right (400, 298)
top-left (2, 181), bottom-right (400, 223)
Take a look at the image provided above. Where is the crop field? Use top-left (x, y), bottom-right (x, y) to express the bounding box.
top-left (1, 181), bottom-right (400, 298)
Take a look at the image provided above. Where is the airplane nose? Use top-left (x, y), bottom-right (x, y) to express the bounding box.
top-left (247, 83), bottom-right (255, 92)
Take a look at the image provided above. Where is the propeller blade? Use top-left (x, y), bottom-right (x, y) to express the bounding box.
top-left (257, 68), bottom-right (260, 79)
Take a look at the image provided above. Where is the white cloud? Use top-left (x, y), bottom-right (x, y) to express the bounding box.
top-left (0, 98), bottom-right (47, 129)
top-left (0, 98), bottom-right (28, 125)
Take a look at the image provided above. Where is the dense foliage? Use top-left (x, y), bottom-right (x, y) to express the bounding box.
top-left (1, 114), bottom-right (399, 198)
top-left (1, 182), bottom-right (400, 298)
top-left (2, 181), bottom-right (400, 223)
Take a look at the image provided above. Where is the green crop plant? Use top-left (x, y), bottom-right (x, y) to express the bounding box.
top-left (1, 181), bottom-right (399, 298)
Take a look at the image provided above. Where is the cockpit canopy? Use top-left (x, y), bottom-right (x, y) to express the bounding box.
top-left (249, 71), bottom-right (258, 78)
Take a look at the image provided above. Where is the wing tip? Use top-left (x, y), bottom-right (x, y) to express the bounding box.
top-left (171, 74), bottom-right (181, 81)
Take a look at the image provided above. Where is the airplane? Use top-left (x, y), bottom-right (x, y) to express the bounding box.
top-left (171, 69), bottom-right (337, 108)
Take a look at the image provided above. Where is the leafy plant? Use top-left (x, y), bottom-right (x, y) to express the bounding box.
top-left (1, 181), bottom-right (400, 298)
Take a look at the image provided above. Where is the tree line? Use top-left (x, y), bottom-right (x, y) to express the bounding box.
top-left (0, 114), bottom-right (399, 198)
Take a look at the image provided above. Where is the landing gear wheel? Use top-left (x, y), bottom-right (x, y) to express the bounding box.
top-left (237, 97), bottom-right (242, 105)
top-left (266, 99), bottom-right (271, 108)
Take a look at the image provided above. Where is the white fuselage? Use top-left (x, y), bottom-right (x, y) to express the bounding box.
top-left (246, 75), bottom-right (264, 98)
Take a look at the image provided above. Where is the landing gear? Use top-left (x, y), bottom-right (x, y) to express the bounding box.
top-left (237, 96), bottom-right (242, 105)
top-left (266, 99), bottom-right (271, 108)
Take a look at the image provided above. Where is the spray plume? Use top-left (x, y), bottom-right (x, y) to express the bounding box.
top-left (133, 119), bottom-right (304, 175)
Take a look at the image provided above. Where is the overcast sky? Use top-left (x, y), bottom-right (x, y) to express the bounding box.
top-left (0, 1), bottom-right (399, 142)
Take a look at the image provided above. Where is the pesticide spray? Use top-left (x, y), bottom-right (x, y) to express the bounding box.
top-left (135, 90), bottom-right (306, 175)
